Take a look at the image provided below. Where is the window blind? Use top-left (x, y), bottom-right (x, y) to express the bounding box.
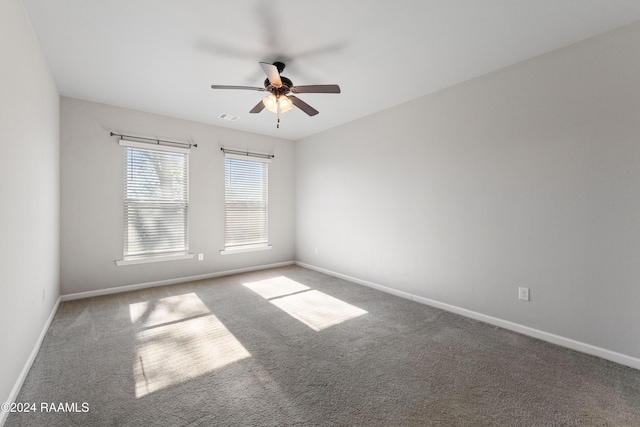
top-left (224, 154), bottom-right (269, 249)
top-left (123, 143), bottom-right (189, 258)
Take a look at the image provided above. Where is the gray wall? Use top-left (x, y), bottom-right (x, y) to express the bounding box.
top-left (0, 0), bottom-right (60, 409)
top-left (296, 22), bottom-right (640, 360)
top-left (60, 97), bottom-right (295, 295)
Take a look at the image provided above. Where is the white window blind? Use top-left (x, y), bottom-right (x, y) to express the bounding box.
top-left (224, 154), bottom-right (269, 249)
top-left (122, 141), bottom-right (189, 258)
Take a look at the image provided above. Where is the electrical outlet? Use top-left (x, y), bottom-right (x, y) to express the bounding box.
top-left (198, 253), bottom-right (204, 261)
top-left (314, 247), bottom-right (318, 255)
top-left (519, 287), bottom-right (530, 301)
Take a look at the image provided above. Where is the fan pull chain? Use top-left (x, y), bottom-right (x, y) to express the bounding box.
top-left (277, 109), bottom-right (280, 128)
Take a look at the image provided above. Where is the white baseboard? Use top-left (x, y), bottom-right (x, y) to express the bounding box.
top-left (296, 261), bottom-right (414, 301)
top-left (1, 296), bottom-right (61, 427)
top-left (295, 261), bottom-right (640, 371)
top-left (61, 261), bottom-right (296, 301)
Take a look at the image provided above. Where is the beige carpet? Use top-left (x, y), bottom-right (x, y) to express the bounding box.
top-left (7, 265), bottom-right (640, 426)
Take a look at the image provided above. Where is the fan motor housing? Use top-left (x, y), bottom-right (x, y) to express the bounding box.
top-left (264, 76), bottom-right (293, 95)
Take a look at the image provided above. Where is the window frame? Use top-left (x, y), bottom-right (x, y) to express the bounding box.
top-left (116, 140), bottom-right (193, 266)
top-left (220, 153), bottom-right (272, 255)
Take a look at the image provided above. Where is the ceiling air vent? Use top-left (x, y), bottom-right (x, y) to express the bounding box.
top-left (218, 113), bottom-right (239, 121)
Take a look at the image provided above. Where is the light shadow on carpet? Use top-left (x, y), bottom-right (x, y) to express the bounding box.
top-left (243, 276), bottom-right (368, 331)
top-left (130, 293), bottom-right (251, 398)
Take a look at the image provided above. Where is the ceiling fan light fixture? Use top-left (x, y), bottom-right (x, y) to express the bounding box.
top-left (279, 95), bottom-right (293, 113)
top-left (263, 94), bottom-right (292, 114)
top-left (262, 94), bottom-right (278, 113)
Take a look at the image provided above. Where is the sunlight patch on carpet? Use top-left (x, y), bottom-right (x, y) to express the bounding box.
top-left (130, 293), bottom-right (251, 398)
top-left (129, 292), bottom-right (210, 327)
top-left (243, 275), bottom-right (310, 299)
top-left (244, 277), bottom-right (368, 331)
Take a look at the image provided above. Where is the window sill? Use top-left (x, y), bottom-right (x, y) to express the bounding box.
top-left (220, 244), bottom-right (272, 255)
top-left (115, 253), bottom-right (194, 266)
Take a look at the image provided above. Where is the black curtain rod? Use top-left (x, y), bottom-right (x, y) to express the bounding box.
top-left (110, 132), bottom-right (197, 148)
top-left (220, 147), bottom-right (274, 159)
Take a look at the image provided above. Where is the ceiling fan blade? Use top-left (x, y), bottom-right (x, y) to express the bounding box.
top-left (211, 85), bottom-right (267, 91)
top-left (249, 100), bottom-right (265, 114)
top-left (289, 95), bottom-right (319, 116)
top-left (291, 84), bottom-right (341, 94)
top-left (260, 62), bottom-right (282, 87)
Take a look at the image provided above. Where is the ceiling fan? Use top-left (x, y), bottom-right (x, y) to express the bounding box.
top-left (211, 61), bottom-right (340, 127)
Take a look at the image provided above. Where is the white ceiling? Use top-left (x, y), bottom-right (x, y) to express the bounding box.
top-left (22, 0), bottom-right (640, 141)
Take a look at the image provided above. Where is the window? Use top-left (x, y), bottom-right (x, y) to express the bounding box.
top-left (223, 154), bottom-right (270, 252)
top-left (119, 141), bottom-right (190, 263)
